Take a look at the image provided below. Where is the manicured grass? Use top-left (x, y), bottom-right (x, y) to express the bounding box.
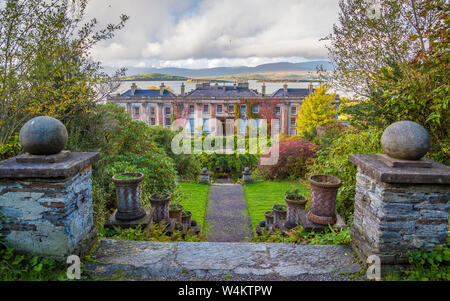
top-left (178, 182), bottom-right (210, 229)
top-left (243, 181), bottom-right (307, 228)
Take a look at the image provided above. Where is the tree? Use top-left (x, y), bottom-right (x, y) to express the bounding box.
top-left (296, 85), bottom-right (337, 137)
top-left (0, 0), bottom-right (128, 145)
top-left (325, 0), bottom-right (443, 98)
top-left (327, 0), bottom-right (449, 164)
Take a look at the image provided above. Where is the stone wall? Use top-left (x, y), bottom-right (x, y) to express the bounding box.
top-left (352, 166), bottom-right (450, 265)
top-left (0, 167), bottom-right (96, 259)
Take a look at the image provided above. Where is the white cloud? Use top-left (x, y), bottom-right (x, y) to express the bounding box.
top-left (86, 0), bottom-right (339, 68)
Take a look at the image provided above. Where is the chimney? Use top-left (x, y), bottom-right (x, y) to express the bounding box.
top-left (160, 83), bottom-right (165, 96)
top-left (308, 82), bottom-right (313, 95)
top-left (181, 82), bottom-right (185, 97)
top-left (130, 83), bottom-right (137, 96)
top-left (283, 82), bottom-right (288, 93)
top-left (261, 81), bottom-right (266, 96)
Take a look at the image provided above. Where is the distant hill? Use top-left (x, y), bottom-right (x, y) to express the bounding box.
top-left (104, 61), bottom-right (333, 78)
top-left (121, 73), bottom-right (189, 81)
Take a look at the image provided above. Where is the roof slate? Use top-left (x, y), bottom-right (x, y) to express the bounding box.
top-left (121, 89), bottom-right (176, 97)
top-left (186, 86), bottom-right (259, 98)
top-left (271, 88), bottom-right (312, 98)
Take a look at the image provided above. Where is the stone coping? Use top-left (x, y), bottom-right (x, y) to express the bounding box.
top-left (85, 240), bottom-right (361, 280)
top-left (349, 154), bottom-right (450, 184)
top-left (0, 152), bottom-right (100, 179)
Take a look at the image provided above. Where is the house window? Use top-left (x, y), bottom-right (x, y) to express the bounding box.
top-left (239, 119), bottom-right (246, 134)
top-left (165, 107), bottom-right (171, 115)
top-left (291, 106), bottom-right (297, 115)
top-left (275, 106), bottom-right (281, 116)
top-left (189, 105), bottom-right (195, 113)
top-left (290, 129), bottom-right (296, 136)
top-left (290, 118), bottom-right (296, 127)
top-left (150, 118), bottom-right (156, 126)
top-left (203, 119), bottom-right (209, 132)
top-left (228, 105), bottom-right (234, 113)
top-left (252, 104), bottom-right (259, 114)
top-left (217, 104), bottom-right (223, 113)
top-left (133, 107), bottom-right (140, 117)
top-left (189, 119), bottom-right (195, 133)
top-left (165, 118), bottom-right (171, 126)
top-left (240, 105), bottom-right (246, 114)
top-left (203, 104), bottom-right (209, 113)
top-left (149, 107), bottom-right (155, 115)
top-left (274, 118), bottom-right (280, 128)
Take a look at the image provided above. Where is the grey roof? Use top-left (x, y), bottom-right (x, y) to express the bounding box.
top-left (186, 85), bottom-right (259, 98)
top-left (271, 88), bottom-right (312, 98)
top-left (121, 89), bottom-right (176, 98)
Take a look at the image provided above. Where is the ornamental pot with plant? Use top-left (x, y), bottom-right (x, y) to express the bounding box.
top-left (264, 211), bottom-right (274, 225)
top-left (284, 189), bottom-right (308, 229)
top-left (307, 174), bottom-right (341, 225)
top-left (169, 203), bottom-right (184, 224)
top-left (272, 204), bottom-right (287, 228)
top-left (112, 172), bottom-right (146, 221)
top-left (148, 192), bottom-right (171, 224)
top-left (181, 210), bottom-right (192, 229)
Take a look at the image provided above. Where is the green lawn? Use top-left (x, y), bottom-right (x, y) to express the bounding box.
top-left (243, 181), bottom-right (307, 228)
top-left (178, 182), bottom-right (210, 229)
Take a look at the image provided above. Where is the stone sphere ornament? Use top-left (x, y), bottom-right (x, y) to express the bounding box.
top-left (381, 121), bottom-right (430, 160)
top-left (19, 116), bottom-right (68, 155)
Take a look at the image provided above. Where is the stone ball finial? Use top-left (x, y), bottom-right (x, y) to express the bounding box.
top-left (19, 116), bottom-right (68, 155)
top-left (381, 121), bottom-right (430, 160)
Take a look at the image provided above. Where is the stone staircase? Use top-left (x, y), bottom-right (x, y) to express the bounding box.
top-left (84, 240), bottom-right (362, 281)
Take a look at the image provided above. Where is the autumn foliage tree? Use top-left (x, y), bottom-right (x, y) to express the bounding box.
top-left (296, 85), bottom-right (337, 137)
top-left (0, 0), bottom-right (128, 145)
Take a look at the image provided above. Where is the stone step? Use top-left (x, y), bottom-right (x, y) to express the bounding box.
top-left (84, 240), bottom-right (362, 281)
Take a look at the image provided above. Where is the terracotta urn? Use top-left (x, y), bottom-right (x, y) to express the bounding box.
top-left (149, 193), bottom-right (171, 224)
top-left (307, 175), bottom-right (341, 225)
top-left (112, 172), bottom-right (146, 221)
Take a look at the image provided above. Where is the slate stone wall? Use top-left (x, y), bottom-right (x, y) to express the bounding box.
top-left (352, 169), bottom-right (450, 264)
top-left (0, 167), bottom-right (96, 259)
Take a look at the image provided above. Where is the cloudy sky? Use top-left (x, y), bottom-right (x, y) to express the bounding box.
top-left (85, 0), bottom-right (340, 69)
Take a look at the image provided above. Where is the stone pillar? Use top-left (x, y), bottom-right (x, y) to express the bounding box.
top-left (0, 152), bottom-right (99, 260)
top-left (349, 153), bottom-right (450, 266)
top-left (0, 116), bottom-right (99, 260)
top-left (200, 167), bottom-right (210, 183)
top-left (242, 167), bottom-right (252, 183)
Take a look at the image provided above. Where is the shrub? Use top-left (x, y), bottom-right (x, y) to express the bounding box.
top-left (296, 85), bottom-right (337, 137)
top-left (197, 152), bottom-right (259, 181)
top-left (259, 139), bottom-right (319, 180)
top-left (107, 151), bottom-right (178, 206)
top-left (0, 135), bottom-right (21, 161)
top-left (308, 128), bottom-right (383, 224)
top-left (147, 126), bottom-right (201, 181)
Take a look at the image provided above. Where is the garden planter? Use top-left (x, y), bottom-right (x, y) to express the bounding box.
top-left (307, 174), bottom-right (341, 225)
top-left (285, 195), bottom-right (307, 229)
top-left (149, 193), bottom-right (171, 224)
top-left (112, 172), bottom-right (146, 221)
top-left (272, 205), bottom-right (287, 228)
top-left (169, 204), bottom-right (184, 224)
top-left (182, 211), bottom-right (192, 229)
top-left (264, 211), bottom-right (274, 225)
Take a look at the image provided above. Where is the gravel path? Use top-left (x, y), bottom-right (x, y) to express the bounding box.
top-left (205, 184), bottom-right (253, 242)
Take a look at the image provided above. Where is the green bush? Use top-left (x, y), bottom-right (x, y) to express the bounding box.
top-left (107, 151), bottom-right (178, 205)
top-left (308, 128), bottom-right (383, 224)
top-left (197, 152), bottom-right (259, 180)
top-left (0, 135), bottom-right (21, 161)
top-left (147, 126), bottom-right (201, 181)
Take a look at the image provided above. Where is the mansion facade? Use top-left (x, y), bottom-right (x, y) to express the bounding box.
top-left (106, 81), bottom-right (340, 136)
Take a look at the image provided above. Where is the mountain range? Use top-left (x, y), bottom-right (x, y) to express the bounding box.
top-left (104, 60), bottom-right (333, 78)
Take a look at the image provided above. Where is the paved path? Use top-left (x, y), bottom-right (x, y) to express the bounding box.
top-left (85, 240), bottom-right (362, 280)
top-left (205, 184), bottom-right (253, 242)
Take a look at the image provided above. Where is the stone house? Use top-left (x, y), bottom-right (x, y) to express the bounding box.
top-left (106, 81), bottom-right (340, 136)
